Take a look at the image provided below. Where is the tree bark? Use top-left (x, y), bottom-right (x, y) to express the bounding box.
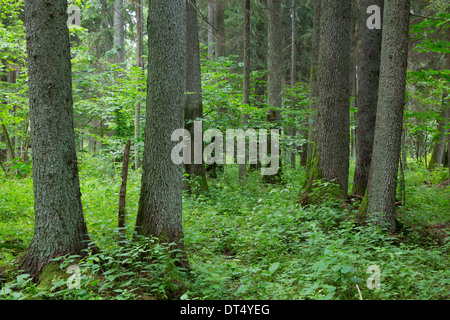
top-left (135, 0), bottom-right (189, 269)
top-left (113, 0), bottom-right (124, 65)
top-left (287, 0), bottom-right (298, 169)
top-left (239, 0), bottom-right (251, 181)
top-left (20, 0), bottom-right (92, 280)
top-left (135, 0), bottom-right (144, 170)
top-left (118, 139), bottom-right (131, 244)
top-left (304, 0), bottom-right (351, 198)
top-left (263, 0), bottom-right (283, 183)
top-left (207, 0), bottom-right (215, 58)
top-left (363, 0), bottom-right (410, 234)
top-left (352, 0), bottom-right (384, 196)
top-left (428, 107), bottom-right (447, 170)
top-left (306, 0), bottom-right (321, 161)
top-left (214, 0), bottom-right (225, 59)
top-left (185, 0), bottom-right (208, 192)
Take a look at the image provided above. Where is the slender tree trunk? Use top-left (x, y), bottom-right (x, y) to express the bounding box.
top-left (135, 0), bottom-right (144, 170)
top-left (263, 0), bottom-right (283, 183)
top-left (118, 139), bottom-right (131, 244)
top-left (291, 0), bottom-right (296, 89)
top-left (306, 0), bottom-right (321, 161)
top-left (214, 0), bottom-right (225, 60)
top-left (363, 0), bottom-right (410, 234)
top-left (207, 0), bottom-right (215, 58)
top-left (185, 0), bottom-right (208, 192)
top-left (239, 0), bottom-right (251, 181)
top-left (113, 0), bottom-right (124, 65)
top-left (352, 0), bottom-right (384, 196)
top-left (303, 0), bottom-right (351, 200)
top-left (287, 0), bottom-right (298, 169)
top-left (1, 124), bottom-right (14, 162)
top-left (428, 107), bottom-right (447, 170)
top-left (135, 0), bottom-right (189, 269)
top-left (20, 0), bottom-right (92, 280)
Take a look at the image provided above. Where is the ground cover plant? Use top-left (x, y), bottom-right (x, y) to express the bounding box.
top-left (0, 156), bottom-right (449, 300)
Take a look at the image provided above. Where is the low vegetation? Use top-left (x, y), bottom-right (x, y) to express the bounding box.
top-left (1, 155), bottom-right (449, 300)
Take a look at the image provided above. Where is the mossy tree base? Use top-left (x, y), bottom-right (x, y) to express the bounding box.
top-left (299, 143), bottom-right (347, 207)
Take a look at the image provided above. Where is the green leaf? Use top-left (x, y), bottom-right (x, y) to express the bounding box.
top-left (340, 265), bottom-right (356, 274)
top-left (269, 262), bottom-right (280, 274)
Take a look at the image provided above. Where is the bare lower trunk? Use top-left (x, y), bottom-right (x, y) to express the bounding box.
top-left (305, 0), bottom-right (351, 198)
top-left (118, 139), bottom-right (131, 243)
top-left (239, 0), bottom-right (251, 180)
top-left (363, 0), bottom-right (410, 234)
top-left (352, 0), bottom-right (384, 196)
top-left (21, 0), bottom-right (92, 279)
top-left (263, 0), bottom-right (283, 184)
top-left (185, 0), bottom-right (208, 191)
top-left (135, 0), bottom-right (189, 269)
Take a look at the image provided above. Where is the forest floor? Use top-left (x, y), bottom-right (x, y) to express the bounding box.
top-left (0, 155), bottom-right (449, 300)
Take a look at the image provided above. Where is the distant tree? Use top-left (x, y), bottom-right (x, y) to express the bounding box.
top-left (263, 0), bottom-right (283, 184)
top-left (185, 0), bottom-right (208, 191)
top-left (113, 0), bottom-right (124, 65)
top-left (239, 0), bottom-right (251, 180)
top-left (306, 0), bottom-right (321, 162)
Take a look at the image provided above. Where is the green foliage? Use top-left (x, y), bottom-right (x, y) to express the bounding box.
top-left (1, 156), bottom-right (449, 300)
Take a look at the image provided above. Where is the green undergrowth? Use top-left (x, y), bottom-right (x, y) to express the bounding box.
top-left (0, 157), bottom-right (449, 300)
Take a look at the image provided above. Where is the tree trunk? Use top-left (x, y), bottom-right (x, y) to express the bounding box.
top-left (185, 0), bottom-right (208, 192)
top-left (118, 139), bottom-right (131, 244)
top-left (303, 0), bottom-right (351, 199)
top-left (135, 0), bottom-right (144, 170)
top-left (214, 0), bottom-right (225, 60)
top-left (446, 28), bottom-right (450, 178)
top-left (287, 0), bottom-right (298, 169)
top-left (306, 0), bottom-right (321, 161)
top-left (428, 107), bottom-right (447, 170)
top-left (1, 124), bottom-right (14, 162)
top-left (20, 0), bottom-right (92, 280)
top-left (239, 0), bottom-right (251, 181)
top-left (207, 0), bottom-right (215, 58)
top-left (135, 0), bottom-right (189, 269)
top-left (363, 0), bottom-right (410, 234)
top-left (352, 0), bottom-right (384, 196)
top-left (263, 0), bottom-right (283, 183)
top-left (113, 0), bottom-right (124, 65)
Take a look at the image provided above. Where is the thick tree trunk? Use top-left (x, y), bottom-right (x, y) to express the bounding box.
top-left (185, 0), bottom-right (208, 192)
top-left (263, 0), bottom-right (283, 183)
top-left (135, 0), bottom-right (188, 269)
top-left (20, 0), bottom-right (91, 280)
top-left (304, 0), bottom-right (351, 198)
top-left (363, 0), bottom-right (410, 234)
top-left (352, 0), bottom-right (384, 196)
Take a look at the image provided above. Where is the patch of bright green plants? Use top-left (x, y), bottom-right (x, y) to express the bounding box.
top-left (1, 157), bottom-right (449, 300)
